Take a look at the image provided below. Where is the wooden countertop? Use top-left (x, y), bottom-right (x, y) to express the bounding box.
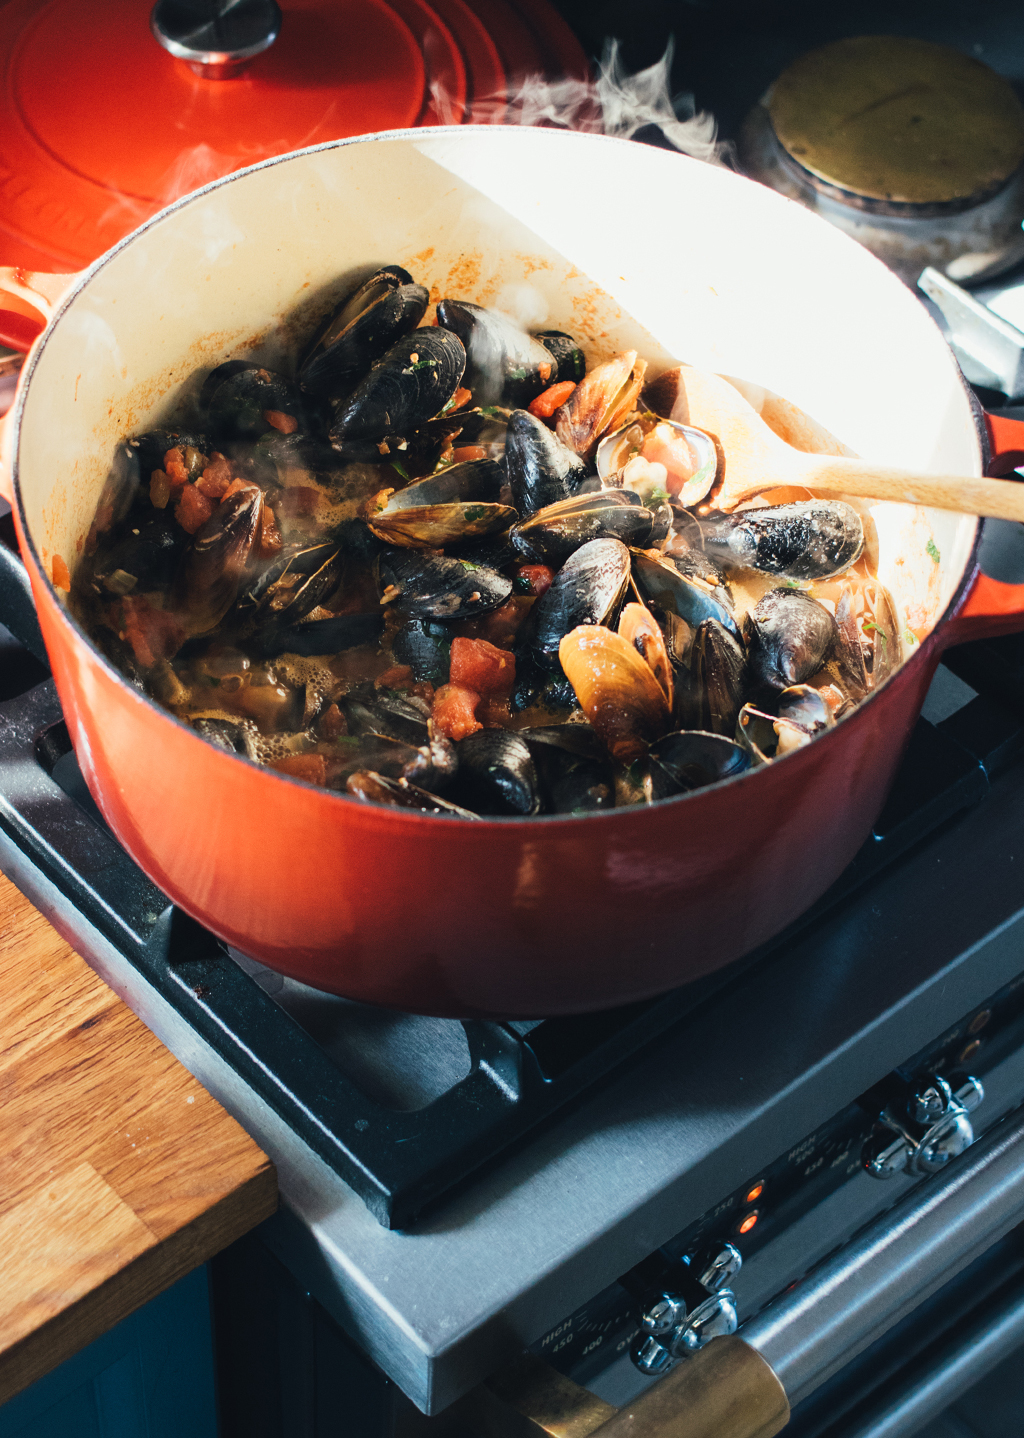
top-left (0, 869), bottom-right (278, 1406)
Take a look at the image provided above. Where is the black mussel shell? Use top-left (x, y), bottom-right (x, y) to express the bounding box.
top-left (510, 663), bottom-right (577, 714)
top-left (346, 771), bottom-right (478, 818)
top-left (518, 723), bottom-right (605, 758)
top-left (513, 490), bottom-right (652, 565)
top-left (380, 550), bottom-right (512, 619)
top-left (745, 588), bottom-right (838, 689)
top-left (173, 486), bottom-right (264, 635)
top-left (383, 457), bottom-right (505, 511)
top-left (96, 512), bottom-right (187, 592)
top-left (700, 501), bottom-right (865, 581)
top-left (666, 547), bottom-right (731, 593)
top-left (520, 537), bottom-right (631, 668)
top-left (633, 550), bottom-right (739, 640)
top-left (255, 611), bottom-right (383, 658)
top-left (329, 329), bottom-right (466, 443)
top-left (454, 730), bottom-right (541, 816)
top-left (204, 365), bottom-right (308, 441)
top-left (447, 528), bottom-right (518, 571)
top-left (392, 618), bottom-right (452, 683)
top-left (535, 330), bottom-right (586, 384)
top-left (242, 431), bottom-right (340, 487)
top-left (649, 730), bottom-right (752, 796)
top-left (649, 502), bottom-right (673, 547)
top-left (240, 543), bottom-right (343, 628)
top-left (505, 408), bottom-right (590, 518)
top-left (300, 268), bottom-right (428, 398)
top-left (191, 717), bottom-right (248, 754)
top-left (691, 619), bottom-right (747, 736)
top-left (130, 429), bottom-right (211, 478)
top-left (345, 688), bottom-right (431, 744)
top-left (435, 300), bottom-right (557, 408)
top-left (534, 746), bottom-right (614, 813)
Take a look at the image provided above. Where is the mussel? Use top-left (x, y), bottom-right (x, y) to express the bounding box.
top-left (300, 267), bottom-right (430, 399)
top-left (330, 329), bottom-right (467, 443)
top-left (648, 730), bottom-right (752, 796)
top-left (173, 485), bottom-right (264, 635)
top-left (240, 543), bottom-right (343, 629)
top-left (453, 729), bottom-right (541, 816)
top-left (513, 490), bottom-right (653, 564)
top-left (524, 728), bottom-right (615, 813)
top-left (203, 365), bottom-right (308, 441)
top-left (691, 619), bottom-right (747, 735)
top-left (379, 549), bottom-right (512, 619)
top-left (519, 537), bottom-right (631, 669)
top-left (94, 511), bottom-right (188, 593)
top-left (737, 685), bottom-right (835, 762)
top-left (559, 625), bottom-right (671, 765)
top-left (535, 330), bottom-right (586, 385)
top-left (554, 351), bottom-right (647, 460)
top-left (435, 300), bottom-right (557, 408)
top-left (700, 501), bottom-right (864, 580)
top-left (597, 414), bottom-right (718, 507)
top-left (505, 408), bottom-right (590, 517)
top-left (346, 771), bottom-right (478, 817)
top-left (255, 611), bottom-right (384, 658)
top-left (618, 603), bottom-right (673, 708)
top-left (392, 618), bottom-right (452, 682)
top-left (745, 588), bottom-right (837, 690)
top-left (362, 458), bottom-right (514, 547)
top-left (632, 549), bottom-right (739, 640)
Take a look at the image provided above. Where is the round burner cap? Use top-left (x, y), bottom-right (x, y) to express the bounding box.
top-left (768, 36), bottom-right (1024, 210)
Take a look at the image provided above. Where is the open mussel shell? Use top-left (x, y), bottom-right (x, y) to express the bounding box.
top-left (737, 685), bottom-right (834, 762)
top-left (531, 743), bottom-right (615, 813)
top-left (535, 330), bottom-right (586, 384)
top-left (618, 603), bottom-right (673, 708)
top-left (363, 457), bottom-right (513, 547)
top-left (203, 365), bottom-right (308, 441)
top-left (558, 625), bottom-right (670, 766)
top-left (597, 416), bottom-right (718, 507)
top-left (346, 771), bottom-right (479, 818)
top-left (435, 300), bottom-right (557, 408)
top-left (700, 501), bottom-right (864, 580)
top-left (379, 549), bottom-right (512, 619)
top-left (505, 408), bottom-right (590, 517)
top-left (692, 618), bottom-right (747, 735)
top-left (512, 489), bottom-right (653, 565)
top-left (519, 537), bottom-right (630, 669)
top-left (745, 588), bottom-right (838, 690)
top-left (632, 549), bottom-right (739, 640)
top-left (554, 351), bottom-right (647, 461)
top-left (648, 730), bottom-right (752, 796)
top-left (240, 542), bottom-right (343, 628)
top-left (453, 730), bottom-right (541, 816)
top-left (330, 328), bottom-right (466, 443)
top-left (300, 268), bottom-right (429, 399)
top-left (173, 485), bottom-right (264, 635)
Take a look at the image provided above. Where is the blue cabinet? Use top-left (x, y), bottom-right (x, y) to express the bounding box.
top-left (0, 1266), bottom-right (217, 1438)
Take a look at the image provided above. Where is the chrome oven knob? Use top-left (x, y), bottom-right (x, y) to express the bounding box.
top-left (862, 1072), bottom-right (983, 1181)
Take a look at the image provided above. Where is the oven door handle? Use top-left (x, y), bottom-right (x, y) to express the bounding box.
top-left (470, 1101), bottom-right (1024, 1438)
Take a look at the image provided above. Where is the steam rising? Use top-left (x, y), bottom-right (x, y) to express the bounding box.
top-left (444, 39), bottom-right (730, 167)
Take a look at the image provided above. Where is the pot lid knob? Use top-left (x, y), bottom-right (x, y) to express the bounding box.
top-left (151, 0), bottom-right (282, 80)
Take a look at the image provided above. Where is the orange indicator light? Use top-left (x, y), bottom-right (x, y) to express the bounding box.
top-left (738, 1211), bottom-right (759, 1235)
top-left (744, 1182), bottom-right (765, 1204)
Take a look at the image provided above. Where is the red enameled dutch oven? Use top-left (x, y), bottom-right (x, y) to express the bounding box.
top-left (3, 126), bottom-right (1024, 1018)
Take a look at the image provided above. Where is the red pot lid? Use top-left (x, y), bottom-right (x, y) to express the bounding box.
top-left (0, 0), bottom-right (587, 272)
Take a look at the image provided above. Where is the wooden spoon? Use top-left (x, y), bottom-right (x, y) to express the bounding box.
top-left (645, 364), bottom-right (1024, 520)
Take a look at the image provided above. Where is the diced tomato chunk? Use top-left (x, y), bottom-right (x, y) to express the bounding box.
top-left (120, 595), bottom-right (185, 668)
top-left (175, 483), bottom-right (217, 534)
top-left (528, 380), bottom-right (576, 420)
top-left (641, 424), bottom-right (696, 496)
top-left (221, 477), bottom-right (255, 502)
top-left (448, 387), bottom-right (472, 413)
top-left (316, 703), bottom-right (346, 741)
top-left (259, 502), bottom-right (283, 557)
top-left (51, 554), bottom-right (71, 591)
top-left (264, 409), bottom-right (299, 434)
top-left (452, 445), bottom-right (487, 463)
top-left (269, 753), bottom-right (327, 785)
top-left (196, 452), bottom-right (234, 499)
top-left (163, 447), bottom-right (190, 492)
top-left (432, 683), bottom-right (483, 741)
top-left (449, 637), bottom-right (516, 695)
top-left (516, 564), bottom-right (554, 597)
top-left (375, 664), bottom-right (414, 690)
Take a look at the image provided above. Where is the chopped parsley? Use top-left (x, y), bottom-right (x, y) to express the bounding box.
top-left (479, 406), bottom-right (503, 416)
top-left (508, 367), bottom-right (527, 380)
top-left (863, 620), bottom-right (888, 645)
top-left (649, 486), bottom-right (670, 508)
top-left (459, 559), bottom-right (481, 572)
top-left (926, 538), bottom-right (941, 564)
top-left (389, 458), bottom-right (411, 482)
top-left (404, 359), bottom-right (438, 373)
top-left (904, 627), bottom-right (917, 645)
top-left (463, 505), bottom-right (488, 522)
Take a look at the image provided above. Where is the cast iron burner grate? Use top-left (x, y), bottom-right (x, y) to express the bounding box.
top-left (1, 513), bottom-right (1022, 1227)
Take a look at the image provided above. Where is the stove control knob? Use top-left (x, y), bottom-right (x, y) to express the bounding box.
top-left (862, 1072), bottom-right (983, 1180)
top-left (630, 1244), bottom-right (742, 1373)
top-left (638, 1292), bottom-right (687, 1338)
top-left (692, 1242), bottom-right (742, 1293)
top-left (151, 0), bottom-right (282, 80)
top-left (668, 1291), bottom-right (740, 1357)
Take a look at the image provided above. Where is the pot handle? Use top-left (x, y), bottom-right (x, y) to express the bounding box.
top-left (940, 411), bottom-right (1024, 648)
top-left (0, 269), bottom-right (80, 505)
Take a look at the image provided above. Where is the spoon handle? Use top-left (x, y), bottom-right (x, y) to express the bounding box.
top-left (788, 453), bottom-right (1024, 522)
